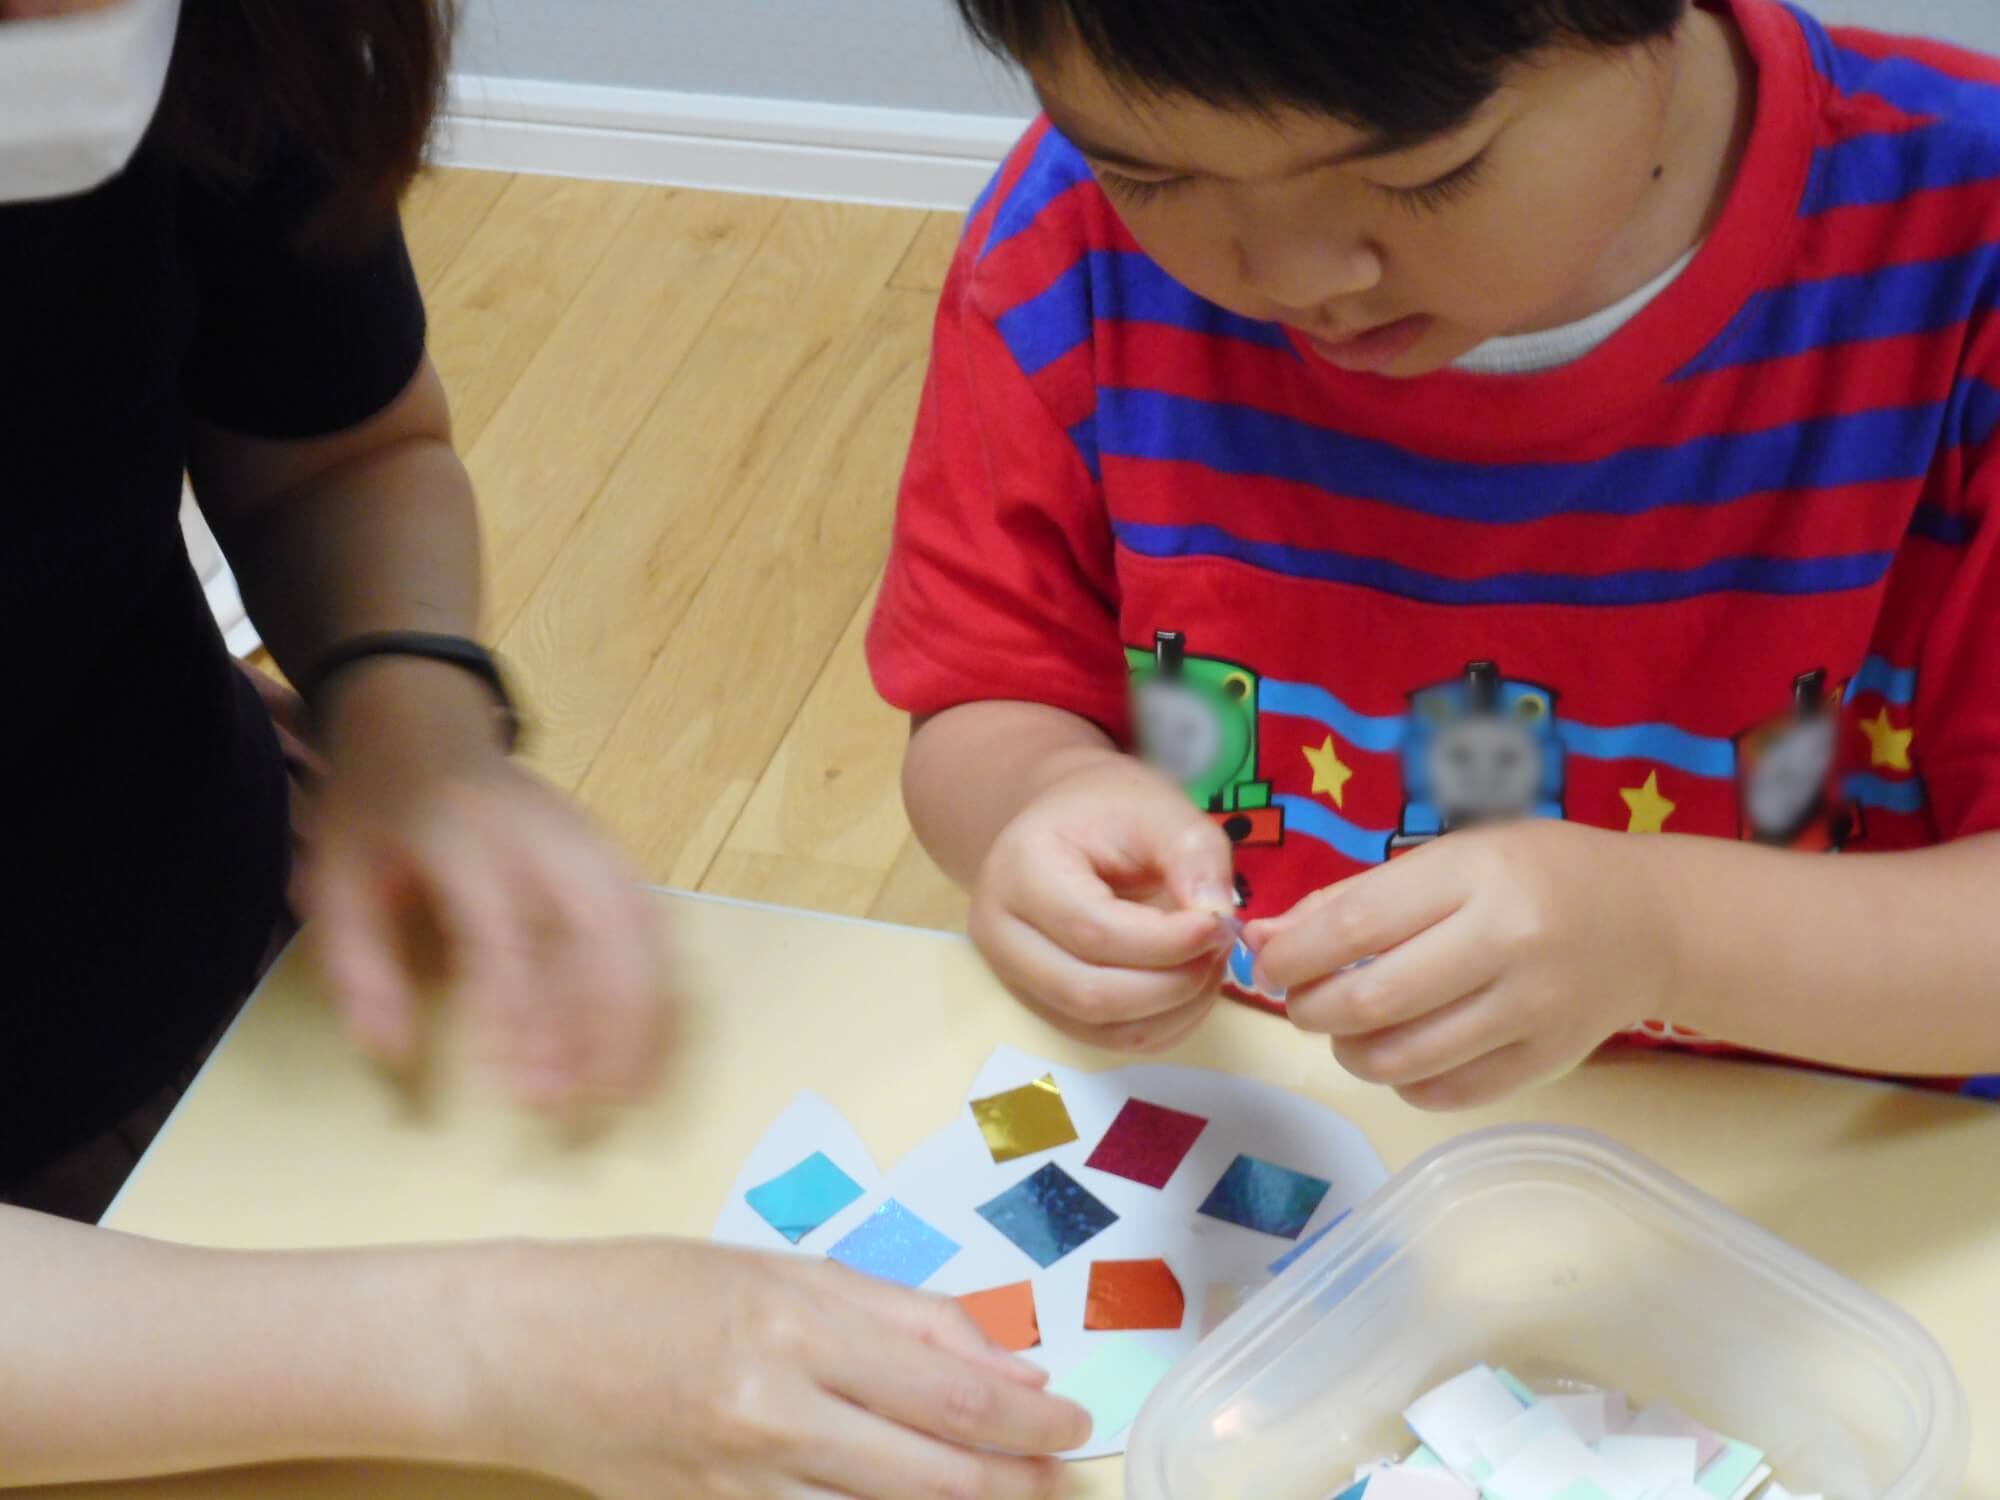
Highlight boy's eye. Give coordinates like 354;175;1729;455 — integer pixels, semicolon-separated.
1094;167;1189;207
1375;149;1493;217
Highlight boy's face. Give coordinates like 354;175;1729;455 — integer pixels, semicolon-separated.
1031;33;1684;377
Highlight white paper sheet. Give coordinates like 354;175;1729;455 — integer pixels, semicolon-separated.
1627;1405;1727;1470
1366;1468;1481;1500
1478;1401;1584;1470
714;1046;1387;1462
1597;1436;1700;1497
863;1046;1386;1458
1405;1364;1530;1479
1483;1430;1647;1500
1542;1392;1620;1445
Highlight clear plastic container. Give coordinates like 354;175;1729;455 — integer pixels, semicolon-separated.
1127;1126;1966;1500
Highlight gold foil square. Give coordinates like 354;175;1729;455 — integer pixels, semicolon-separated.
970;1074;1079;1163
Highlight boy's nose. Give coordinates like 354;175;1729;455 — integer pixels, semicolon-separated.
1237;228;1384;316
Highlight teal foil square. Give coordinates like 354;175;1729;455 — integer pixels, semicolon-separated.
1198;1154;1332;1239
745;1151;865;1244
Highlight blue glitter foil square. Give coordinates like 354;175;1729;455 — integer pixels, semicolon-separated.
1198;1154;1332;1239
828;1199;961;1287
977;1164;1119;1268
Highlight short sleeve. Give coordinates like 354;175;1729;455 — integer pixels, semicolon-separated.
180;151;427;440
866;244;1129;735
1910;459;2000;838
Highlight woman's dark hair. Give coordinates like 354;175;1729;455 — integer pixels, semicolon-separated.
953;0;1688;141
164;0;456;247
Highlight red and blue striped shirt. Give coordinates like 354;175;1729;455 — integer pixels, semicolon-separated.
869;0;2000;1097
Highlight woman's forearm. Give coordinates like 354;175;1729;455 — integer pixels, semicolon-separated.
0;1206;482;1487
903;701;1124;886
1662;830;2000;1074
190;359;483;686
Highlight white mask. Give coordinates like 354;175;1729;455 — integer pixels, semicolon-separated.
0;0;184;205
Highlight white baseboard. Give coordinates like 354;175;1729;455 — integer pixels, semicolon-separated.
435;76;1028;210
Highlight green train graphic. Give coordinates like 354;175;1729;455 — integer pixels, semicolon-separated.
1125;631;1284;848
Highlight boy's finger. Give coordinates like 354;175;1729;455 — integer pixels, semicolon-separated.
1012;855;1230;969
1287;914;1501;1039
997;913;1220;1026
1250;855;1466;990
1150;812;1237;915
1329;982;1516;1088
1395;1041;1543;1113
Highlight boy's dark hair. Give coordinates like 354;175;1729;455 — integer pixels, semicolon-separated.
953;0;1689;141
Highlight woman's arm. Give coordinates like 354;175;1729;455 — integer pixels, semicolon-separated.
0;1205;473;1485
187;361;663;1110
0;1205;1085;1495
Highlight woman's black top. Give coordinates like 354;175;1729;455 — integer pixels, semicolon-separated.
1;123;427;1185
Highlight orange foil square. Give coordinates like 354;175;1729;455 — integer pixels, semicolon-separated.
957;1280;1042;1352
1084;1258;1187;1332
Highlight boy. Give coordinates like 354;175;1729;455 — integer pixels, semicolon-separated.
869;0;2000;1107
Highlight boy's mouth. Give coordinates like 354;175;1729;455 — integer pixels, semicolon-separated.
1302;314;1435;375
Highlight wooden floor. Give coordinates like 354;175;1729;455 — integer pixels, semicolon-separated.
402;167;971;932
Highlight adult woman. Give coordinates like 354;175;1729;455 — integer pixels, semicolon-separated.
0;1;1087;1492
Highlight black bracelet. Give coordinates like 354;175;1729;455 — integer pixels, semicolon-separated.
302;631;523;753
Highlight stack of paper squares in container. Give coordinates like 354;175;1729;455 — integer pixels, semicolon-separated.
713;1045;1388;1460
1341;1364;1820;1500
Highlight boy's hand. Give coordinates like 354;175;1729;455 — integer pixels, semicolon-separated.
970;754;1239;1051
1246;820;1680;1109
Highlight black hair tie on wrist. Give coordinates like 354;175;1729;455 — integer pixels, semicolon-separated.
302;631;523;753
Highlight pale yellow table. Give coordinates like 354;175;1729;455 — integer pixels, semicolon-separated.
38;893;2000;1500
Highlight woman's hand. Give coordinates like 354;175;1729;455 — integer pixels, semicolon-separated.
471;1240;1090;1500
969;752;1237;1052
1248;820;1679;1110
301;656;665;1109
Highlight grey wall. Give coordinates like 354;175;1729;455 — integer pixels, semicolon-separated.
452;0;1036;114
1804;0;2000;49
451;1;2000;114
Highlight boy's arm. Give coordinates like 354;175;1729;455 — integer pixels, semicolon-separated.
1252;818;2000;1110
904;703;1121;884
1661;831;2000;1073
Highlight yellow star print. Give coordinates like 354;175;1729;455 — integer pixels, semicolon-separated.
1302;736;1354;807
1860;707;1914;771
1621;771;1677;834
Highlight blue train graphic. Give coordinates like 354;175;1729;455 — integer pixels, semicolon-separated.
1389;661;1566;855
